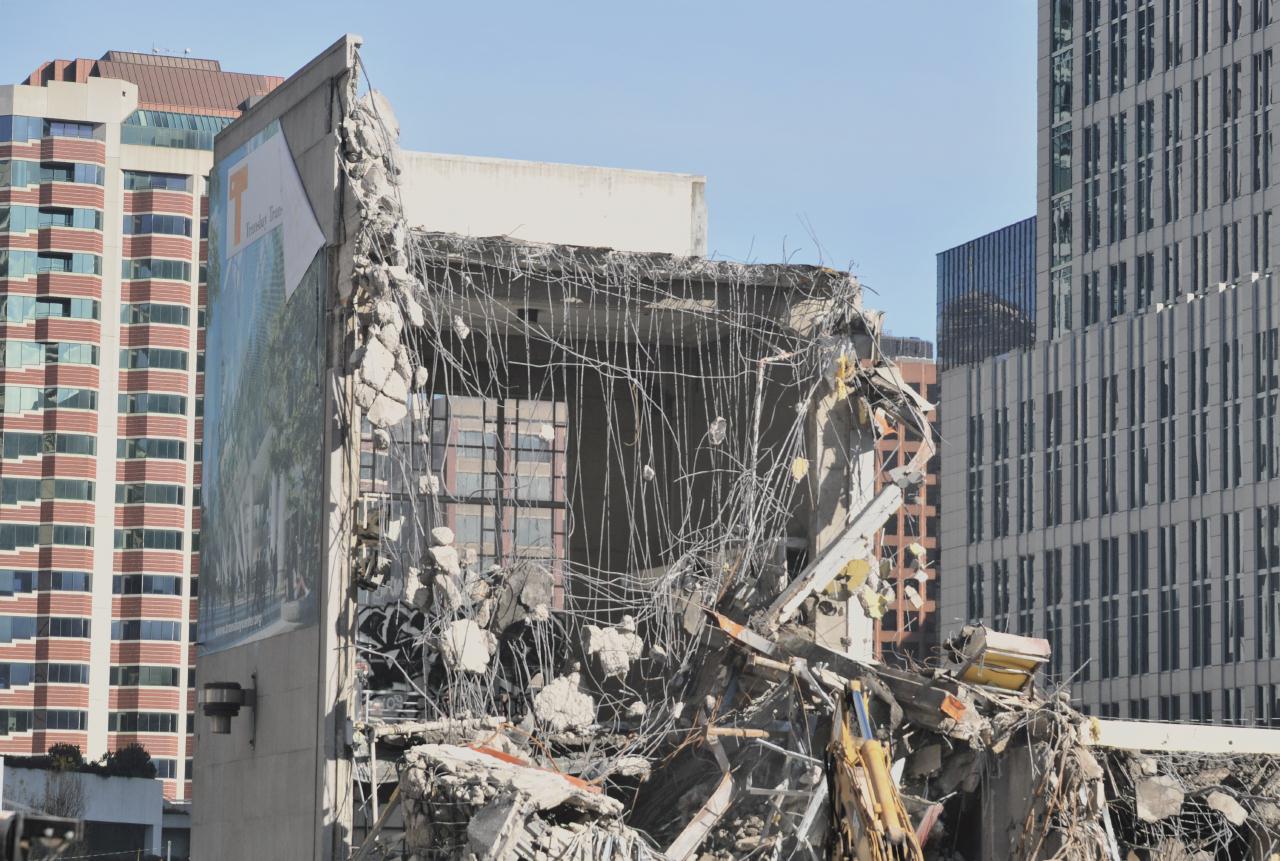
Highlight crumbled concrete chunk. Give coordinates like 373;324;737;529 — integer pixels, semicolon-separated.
584;616;644;677
431;526;455;547
432;573;463;612
1206;790;1248;826
429;545;461;578
708;416;727;445
1135;774;1184;821
532;674;595;733
613;755;651;781
439;620;495;674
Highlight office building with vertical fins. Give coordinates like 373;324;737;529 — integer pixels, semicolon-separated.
941;2;1280;725
0;51;280;800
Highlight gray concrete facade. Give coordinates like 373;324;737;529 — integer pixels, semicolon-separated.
940;2;1280;725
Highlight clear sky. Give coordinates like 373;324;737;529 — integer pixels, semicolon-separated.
2;0;1036;342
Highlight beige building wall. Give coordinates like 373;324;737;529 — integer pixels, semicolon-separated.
399;151;707;256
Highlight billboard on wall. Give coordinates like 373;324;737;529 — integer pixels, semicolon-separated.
200;121;327;654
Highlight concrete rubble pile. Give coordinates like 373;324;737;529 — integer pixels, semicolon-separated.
335;62;1280;861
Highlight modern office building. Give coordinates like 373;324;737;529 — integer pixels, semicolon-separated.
0;51;279;799
941;2;1280;725
936;216;1037;370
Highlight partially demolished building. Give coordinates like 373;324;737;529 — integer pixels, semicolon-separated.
193;35;1280;861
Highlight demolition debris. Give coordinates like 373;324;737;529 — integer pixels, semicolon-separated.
334;53;1280;860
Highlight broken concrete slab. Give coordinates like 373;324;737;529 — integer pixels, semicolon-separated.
1205;790;1248;826
1135;774;1185;822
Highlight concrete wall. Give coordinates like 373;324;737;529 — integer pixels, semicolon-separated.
2;766;164;852
193;34;359;861
399;151;707;256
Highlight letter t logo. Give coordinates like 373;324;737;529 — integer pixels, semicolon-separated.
229;165;249;246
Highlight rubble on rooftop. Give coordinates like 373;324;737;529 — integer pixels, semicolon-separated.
336;57;1280;861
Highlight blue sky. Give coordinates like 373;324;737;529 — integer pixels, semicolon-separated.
3;1;1036;342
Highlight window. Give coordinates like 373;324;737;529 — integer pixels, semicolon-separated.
117;393;186;416
119;348;188;371
111;620;182;641
114;484;185;506
514;514;552;549
1165;0;1183;68
0;160;40;189
1192;75;1212;211
153;759;178;779
1158;525;1180;670
1254;50;1273;192
1084;123;1102;250
0;663;34;689
1108;262;1128;318
1109;113;1128;243
966;564;985;623
120;303;189;326
116;437;185;460
39;617;90;638
121;110;233;151
1135;100;1155;232
0;616;37;643
0;342;100;368
1053;55;1074;128
1110;6;1129;94
1136;2;1156;80
108;711;178;733
0;571;36;595
1225;0;1244;41
38;710;86;731
43;120;94;139
0;116;42;142
40;664;88;684
1167;88;1182;225
38;207;101;230
38;163;103;185
0;478;93;504
113;529;184;551
46;571;90;592
0;205;39;232
1224;62;1244;201
1;387;98;414
123;214;192;236
122;171;189;192
110;666;180;686
121;258;191;282
0;296;100;323
113;574;181;595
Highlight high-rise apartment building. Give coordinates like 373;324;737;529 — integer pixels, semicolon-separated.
0;52;279;799
941;2;1280;725
872;350;941;664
